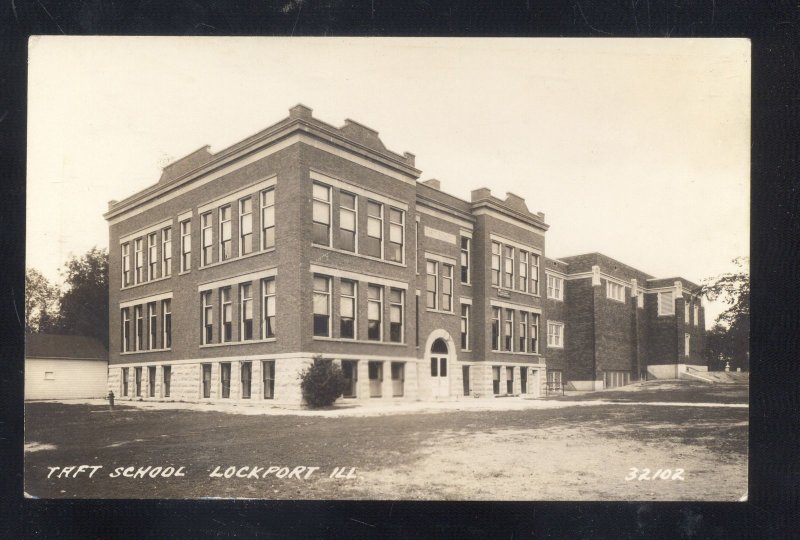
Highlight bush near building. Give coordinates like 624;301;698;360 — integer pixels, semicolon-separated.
300;357;348;408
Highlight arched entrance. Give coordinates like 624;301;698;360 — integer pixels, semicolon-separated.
424;330;456;398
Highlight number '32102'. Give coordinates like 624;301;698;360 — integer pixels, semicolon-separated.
625;468;685;481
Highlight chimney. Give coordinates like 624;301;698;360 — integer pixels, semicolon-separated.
471;188;492;202
422;178;441;190
403;152;416;167
289;104;313;120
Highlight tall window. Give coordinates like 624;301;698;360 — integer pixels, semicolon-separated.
239;197;253;256
312;183;331;246
367;285;382;341
121;308;131;352
313;275;331;337
504;309;514;351
261;188;275;249
220;287;232;342
387;208;404;262
163;366;171;398
684;300;690;322
531;254;540;295
201;212;213;266
262;278;276;338
503;246;514;288
366;201;383;258
148;302;157;350
389;288;404;343
134;305;144;350
693;303;699;326
685;333;691;356
460;237;471;284
262;360;275;399
547;321;564;348
658;290;675;316
180;219;191;272
530;313;540;354
460;304;470;350
122;367;129;396
219;205;232;261
241;362;252;399
547;275;563;300
220;362;231;398
491;242;501;286
202;364;211;398
339;191;356;252
240;283;253;340
121;243;131;286
162;228;172;277
201;291;213;344
148;233;158;280
134;238;144;283
519;312;528;352
426;260;438;309
442;264;453;312
340;280;356;339
637;290;645;309
491;307;500;351
162;299;171;349
519;251;528;292
607;281;625;302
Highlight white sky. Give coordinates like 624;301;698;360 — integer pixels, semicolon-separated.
27;37;750;325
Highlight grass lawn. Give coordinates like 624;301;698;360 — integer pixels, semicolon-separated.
24;380;748;500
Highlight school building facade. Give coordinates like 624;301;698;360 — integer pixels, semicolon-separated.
104;105;706;405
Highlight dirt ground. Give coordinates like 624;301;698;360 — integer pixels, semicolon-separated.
24;380;748;501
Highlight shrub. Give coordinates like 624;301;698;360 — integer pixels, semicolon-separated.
299;357;348;408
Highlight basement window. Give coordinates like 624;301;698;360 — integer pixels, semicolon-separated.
44;371;55;380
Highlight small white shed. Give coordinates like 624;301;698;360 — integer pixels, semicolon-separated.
25;334;108;400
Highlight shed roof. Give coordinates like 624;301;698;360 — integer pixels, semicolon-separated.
25;334;107;361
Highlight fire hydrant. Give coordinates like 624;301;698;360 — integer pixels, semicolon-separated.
107;390;115;410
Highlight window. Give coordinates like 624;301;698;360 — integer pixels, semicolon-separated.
121;308;131;352
262;278;276;338
163;366;171;398
441;264;454;312
148;233;158;280
313;275;331;337
603;370;631;389
693;303;699;326
148;366;156;397
340;280;356;339
462;366;471;396
491;242;501;286
547;275;563;300
220;288;232;342
460;304;470;350
180;219;191;272
685;333;691;357
684;300;690;323
547;370;563;390
520;366;528;394
519;312;528;352
219;205;232;261
312;183;331;246
201;212;213;265
547;321;564;348
162;227;172;277
367;285;382;341
368;361;383;398
519;251;528;292
637;290;645;309
261;188;275;249
426;260;438;310
491;307;501;351
391;362;405;397
148;302;157;350
122;367;129;396
460;237;470;284
506;366;514;395
239;197;253;256
365;201;383;258
389;288;404;343
531;254;540;295
162;299;171;349
241;362;252;399
134;305;144;351
339;191;356;252
44;371;55;380
134;238;144;283
135;367;142;397
240;283;253;340
201;291;213;344
341;360;358;398
658;290;675;316
121;243;131;286
220;362;231;398
201;364;212;398
262;360;275;399
415;223;420;274
607;281;625;302
530;313;540;354
503;246;514;288
387;207;404;262
492;366;501;395
503;309;514;351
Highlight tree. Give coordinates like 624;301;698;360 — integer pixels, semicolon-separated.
701;257;749;370
299;357;348;408
57;247;109;347
25;268;61;333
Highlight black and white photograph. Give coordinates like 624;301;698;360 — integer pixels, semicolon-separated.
24;36;750;501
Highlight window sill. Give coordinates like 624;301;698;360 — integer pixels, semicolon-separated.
121;348;172;355
200;338;276;348
425;308;456;315
178;270;191;276
491;350;541;356
312;337;406;346
492;286;541;299
199;248;275;271
312;244;406;268
546;345;564;349
121;275;172;291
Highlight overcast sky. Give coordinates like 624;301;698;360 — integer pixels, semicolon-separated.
27;37;749;325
